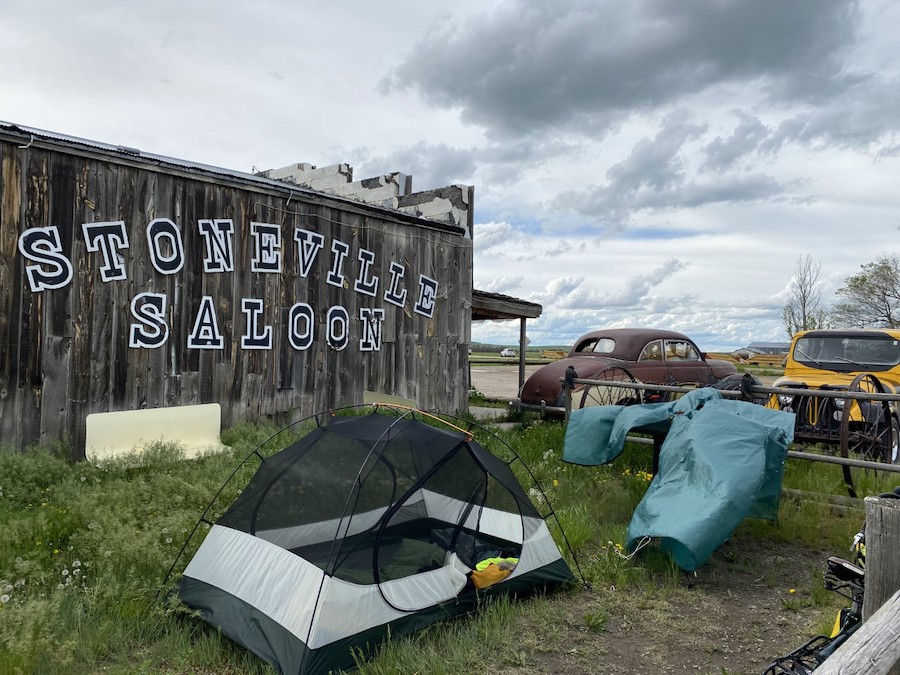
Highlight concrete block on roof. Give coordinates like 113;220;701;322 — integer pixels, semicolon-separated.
260;163;353;190
258;161;473;233
327;172;412;206
397;184;474;234
259;163;315;182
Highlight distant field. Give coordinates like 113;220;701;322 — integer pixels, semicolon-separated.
470;354;555;366
471;348;786;376
706;351;787;367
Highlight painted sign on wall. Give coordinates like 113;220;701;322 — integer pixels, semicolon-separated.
17;218;439;353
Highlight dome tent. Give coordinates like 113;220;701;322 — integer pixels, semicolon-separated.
174;407;575;674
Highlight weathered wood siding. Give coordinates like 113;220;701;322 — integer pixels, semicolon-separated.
0;133;472;459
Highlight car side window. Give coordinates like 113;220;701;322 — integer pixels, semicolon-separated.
573;338;598;353
639;340;662;361
684;343;701;361
591;338;616;354
664;340;700;361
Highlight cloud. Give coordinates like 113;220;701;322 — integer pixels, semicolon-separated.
527;258;686;311
605;111;708;194
551;113;786;229
702;111;771;172
473;221;521;254
384;0;861;140
762;84;900;155
354;141;478;191
480;275;526;293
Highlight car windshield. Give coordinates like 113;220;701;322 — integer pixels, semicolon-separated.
792;335;900;372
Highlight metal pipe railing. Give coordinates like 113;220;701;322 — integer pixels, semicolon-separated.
551;376;900;476
563;378;900;404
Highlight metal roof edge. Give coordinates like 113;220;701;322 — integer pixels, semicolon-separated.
0;121;467;237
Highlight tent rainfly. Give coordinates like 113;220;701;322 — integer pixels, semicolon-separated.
176;409;574;674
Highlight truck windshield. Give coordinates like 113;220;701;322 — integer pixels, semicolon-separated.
792;335;900;371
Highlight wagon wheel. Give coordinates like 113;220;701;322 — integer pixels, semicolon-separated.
891;415;900;465
839;373;893;497
578;366;642;409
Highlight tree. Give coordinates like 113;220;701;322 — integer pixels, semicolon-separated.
830;254;900;328
782;254;826;337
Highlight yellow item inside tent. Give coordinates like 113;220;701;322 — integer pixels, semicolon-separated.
470;557;519;589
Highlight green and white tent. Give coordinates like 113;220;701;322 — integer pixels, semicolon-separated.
177;409;574;674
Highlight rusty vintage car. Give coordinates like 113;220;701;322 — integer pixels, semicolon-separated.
516;327;738;416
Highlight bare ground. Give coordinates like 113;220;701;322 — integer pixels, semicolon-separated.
491;538;842;675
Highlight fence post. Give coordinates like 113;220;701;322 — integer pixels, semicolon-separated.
863;495;900;675
863;496;900;619
563;365;575;421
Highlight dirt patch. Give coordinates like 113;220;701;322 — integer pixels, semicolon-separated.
492;539;842;675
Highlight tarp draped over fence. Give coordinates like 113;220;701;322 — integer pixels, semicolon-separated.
563;388;796;571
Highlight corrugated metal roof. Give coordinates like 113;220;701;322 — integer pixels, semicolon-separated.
472;289;542;320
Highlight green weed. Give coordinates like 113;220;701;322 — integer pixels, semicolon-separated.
584;608;609;633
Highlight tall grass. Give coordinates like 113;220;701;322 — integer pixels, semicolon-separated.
1;414;895;674
0;426;283;675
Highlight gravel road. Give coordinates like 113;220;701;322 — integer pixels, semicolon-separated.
469;364;540;400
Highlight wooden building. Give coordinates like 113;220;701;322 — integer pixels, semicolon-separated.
0;122;473;458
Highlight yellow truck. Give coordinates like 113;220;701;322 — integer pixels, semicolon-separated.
769;329;900;465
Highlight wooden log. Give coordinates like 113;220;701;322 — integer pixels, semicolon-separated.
781;487;864;510
815;588;900;675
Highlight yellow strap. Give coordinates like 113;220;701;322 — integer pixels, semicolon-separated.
475;556;519;571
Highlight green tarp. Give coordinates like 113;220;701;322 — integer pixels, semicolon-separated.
563;388;795;571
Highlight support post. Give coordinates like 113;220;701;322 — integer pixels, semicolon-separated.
518;317;527;395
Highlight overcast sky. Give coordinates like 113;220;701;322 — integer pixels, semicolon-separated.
3;0;899;351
